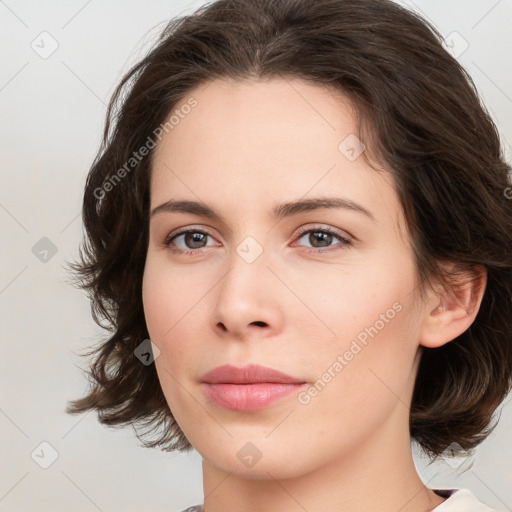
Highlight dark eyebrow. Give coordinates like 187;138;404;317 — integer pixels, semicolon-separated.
271;196;375;221
150;196;375;223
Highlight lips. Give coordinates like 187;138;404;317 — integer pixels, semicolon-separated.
200;364;305;385
200;364;307;411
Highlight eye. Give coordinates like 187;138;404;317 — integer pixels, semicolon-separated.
162;228;218;255
161;225;352;255
293;226;352;253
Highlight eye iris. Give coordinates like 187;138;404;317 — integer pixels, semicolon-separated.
186;232;207;248
310;231;332;247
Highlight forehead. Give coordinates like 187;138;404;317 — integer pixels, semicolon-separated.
153;76;357;167
149;77;401;231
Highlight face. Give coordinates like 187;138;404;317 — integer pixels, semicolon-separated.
142;77;426;479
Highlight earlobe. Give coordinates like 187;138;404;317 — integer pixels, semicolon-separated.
419;265;487;349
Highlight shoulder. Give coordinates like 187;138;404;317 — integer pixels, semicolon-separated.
432;488;498;511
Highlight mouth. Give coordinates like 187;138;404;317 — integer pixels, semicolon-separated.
200;364;307;411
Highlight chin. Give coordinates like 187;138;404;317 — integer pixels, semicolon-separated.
200;442;317;481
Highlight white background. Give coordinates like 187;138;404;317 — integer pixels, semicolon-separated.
1;1;511;511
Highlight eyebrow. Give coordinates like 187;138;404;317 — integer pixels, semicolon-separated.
150;196;375;223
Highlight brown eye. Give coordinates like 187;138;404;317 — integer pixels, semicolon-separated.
182;232;208;249
164;229;217;254
294;227;352;252
304;231;334;248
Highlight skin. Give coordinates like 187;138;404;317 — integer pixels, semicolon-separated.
142;77;486;512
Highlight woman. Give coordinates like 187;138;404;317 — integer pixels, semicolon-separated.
66;1;512;511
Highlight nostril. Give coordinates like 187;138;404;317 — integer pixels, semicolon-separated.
251;321;267;327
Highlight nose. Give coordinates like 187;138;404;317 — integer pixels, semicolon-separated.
211;239;285;341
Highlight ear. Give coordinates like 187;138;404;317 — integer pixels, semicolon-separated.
419;264;487;348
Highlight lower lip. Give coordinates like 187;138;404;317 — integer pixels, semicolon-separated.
201;382;307;411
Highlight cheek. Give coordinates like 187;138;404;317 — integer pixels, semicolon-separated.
142;263;197;417
297;302;419;448
142;260;186;377
142;256;208;370
301;264;420;402
142;255;196;339
142;269;169;340
291;262;408;341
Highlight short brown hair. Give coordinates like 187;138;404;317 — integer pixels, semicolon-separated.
66;0;512;459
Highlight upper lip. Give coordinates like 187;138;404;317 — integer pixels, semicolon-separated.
200;364;306;384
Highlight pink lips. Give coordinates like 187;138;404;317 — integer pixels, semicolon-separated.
200;364;307;411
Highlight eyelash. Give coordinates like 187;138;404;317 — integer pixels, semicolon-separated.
162;225;352;255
